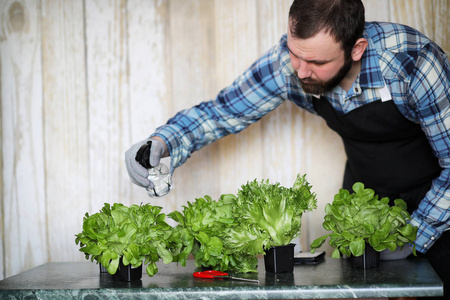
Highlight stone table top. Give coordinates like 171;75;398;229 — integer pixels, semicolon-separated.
0;256;443;299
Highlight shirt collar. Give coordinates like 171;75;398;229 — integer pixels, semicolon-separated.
359;32;385;89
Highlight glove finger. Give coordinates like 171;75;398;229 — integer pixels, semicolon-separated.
149;139;165;167
125;148;149;177
130;159;149;178
125;141;149;172
127;161;151;187
130;173;151;188
125;144;151;188
128;165;155;189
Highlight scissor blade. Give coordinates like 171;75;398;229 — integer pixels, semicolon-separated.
229;276;260;284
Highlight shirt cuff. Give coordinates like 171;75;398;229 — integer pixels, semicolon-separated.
151;126;184;171
409;214;442;253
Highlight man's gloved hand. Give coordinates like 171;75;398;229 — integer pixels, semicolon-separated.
125;138;167;188
380;244;413;261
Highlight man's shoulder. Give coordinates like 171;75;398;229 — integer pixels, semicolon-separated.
256;34;291;74
364;21;430;52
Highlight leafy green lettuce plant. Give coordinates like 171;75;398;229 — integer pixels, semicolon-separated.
168;194;258;273
228;174;317;254
75;203;176;276
310;182;418;258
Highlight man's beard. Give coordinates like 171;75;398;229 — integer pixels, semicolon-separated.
299;55;353;95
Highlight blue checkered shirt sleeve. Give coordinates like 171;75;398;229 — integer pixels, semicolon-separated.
151;35;312;170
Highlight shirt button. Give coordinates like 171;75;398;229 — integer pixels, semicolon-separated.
431;236;435;240
424;244;428;248
355;87;360;93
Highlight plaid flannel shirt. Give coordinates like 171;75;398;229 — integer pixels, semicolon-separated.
152;22;450;253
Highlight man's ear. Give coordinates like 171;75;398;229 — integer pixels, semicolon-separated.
351;38;368;61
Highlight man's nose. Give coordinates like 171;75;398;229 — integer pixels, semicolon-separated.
297;61;312;79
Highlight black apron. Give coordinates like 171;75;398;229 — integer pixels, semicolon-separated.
313;96;449;299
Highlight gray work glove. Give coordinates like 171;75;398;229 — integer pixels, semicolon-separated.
125;138;166;188
380;244;413;261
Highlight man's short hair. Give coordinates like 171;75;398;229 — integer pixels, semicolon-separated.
289;0;365;58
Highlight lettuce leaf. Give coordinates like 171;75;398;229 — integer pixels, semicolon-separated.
310;182;418;257
229;174;317;253
168;194;258;273
75;203;177;276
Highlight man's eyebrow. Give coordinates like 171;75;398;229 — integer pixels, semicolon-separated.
286;45;299;58
286;45;330;64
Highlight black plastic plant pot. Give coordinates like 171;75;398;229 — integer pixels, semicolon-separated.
99;264;108;273
112;259;143;282
351;243;380;269
201;265;214;271
264;243;295;273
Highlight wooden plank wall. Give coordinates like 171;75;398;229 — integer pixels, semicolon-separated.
1;0;449;279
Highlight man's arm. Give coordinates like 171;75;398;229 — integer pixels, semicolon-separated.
409;41;450;253
150;40;291;171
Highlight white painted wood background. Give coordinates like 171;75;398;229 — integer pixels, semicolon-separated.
1;0;449;280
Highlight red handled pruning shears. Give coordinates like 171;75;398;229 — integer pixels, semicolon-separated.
193;270;260;284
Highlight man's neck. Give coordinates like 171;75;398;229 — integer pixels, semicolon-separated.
339;60;362;92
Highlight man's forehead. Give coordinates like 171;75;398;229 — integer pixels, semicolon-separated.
286;29;343;61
